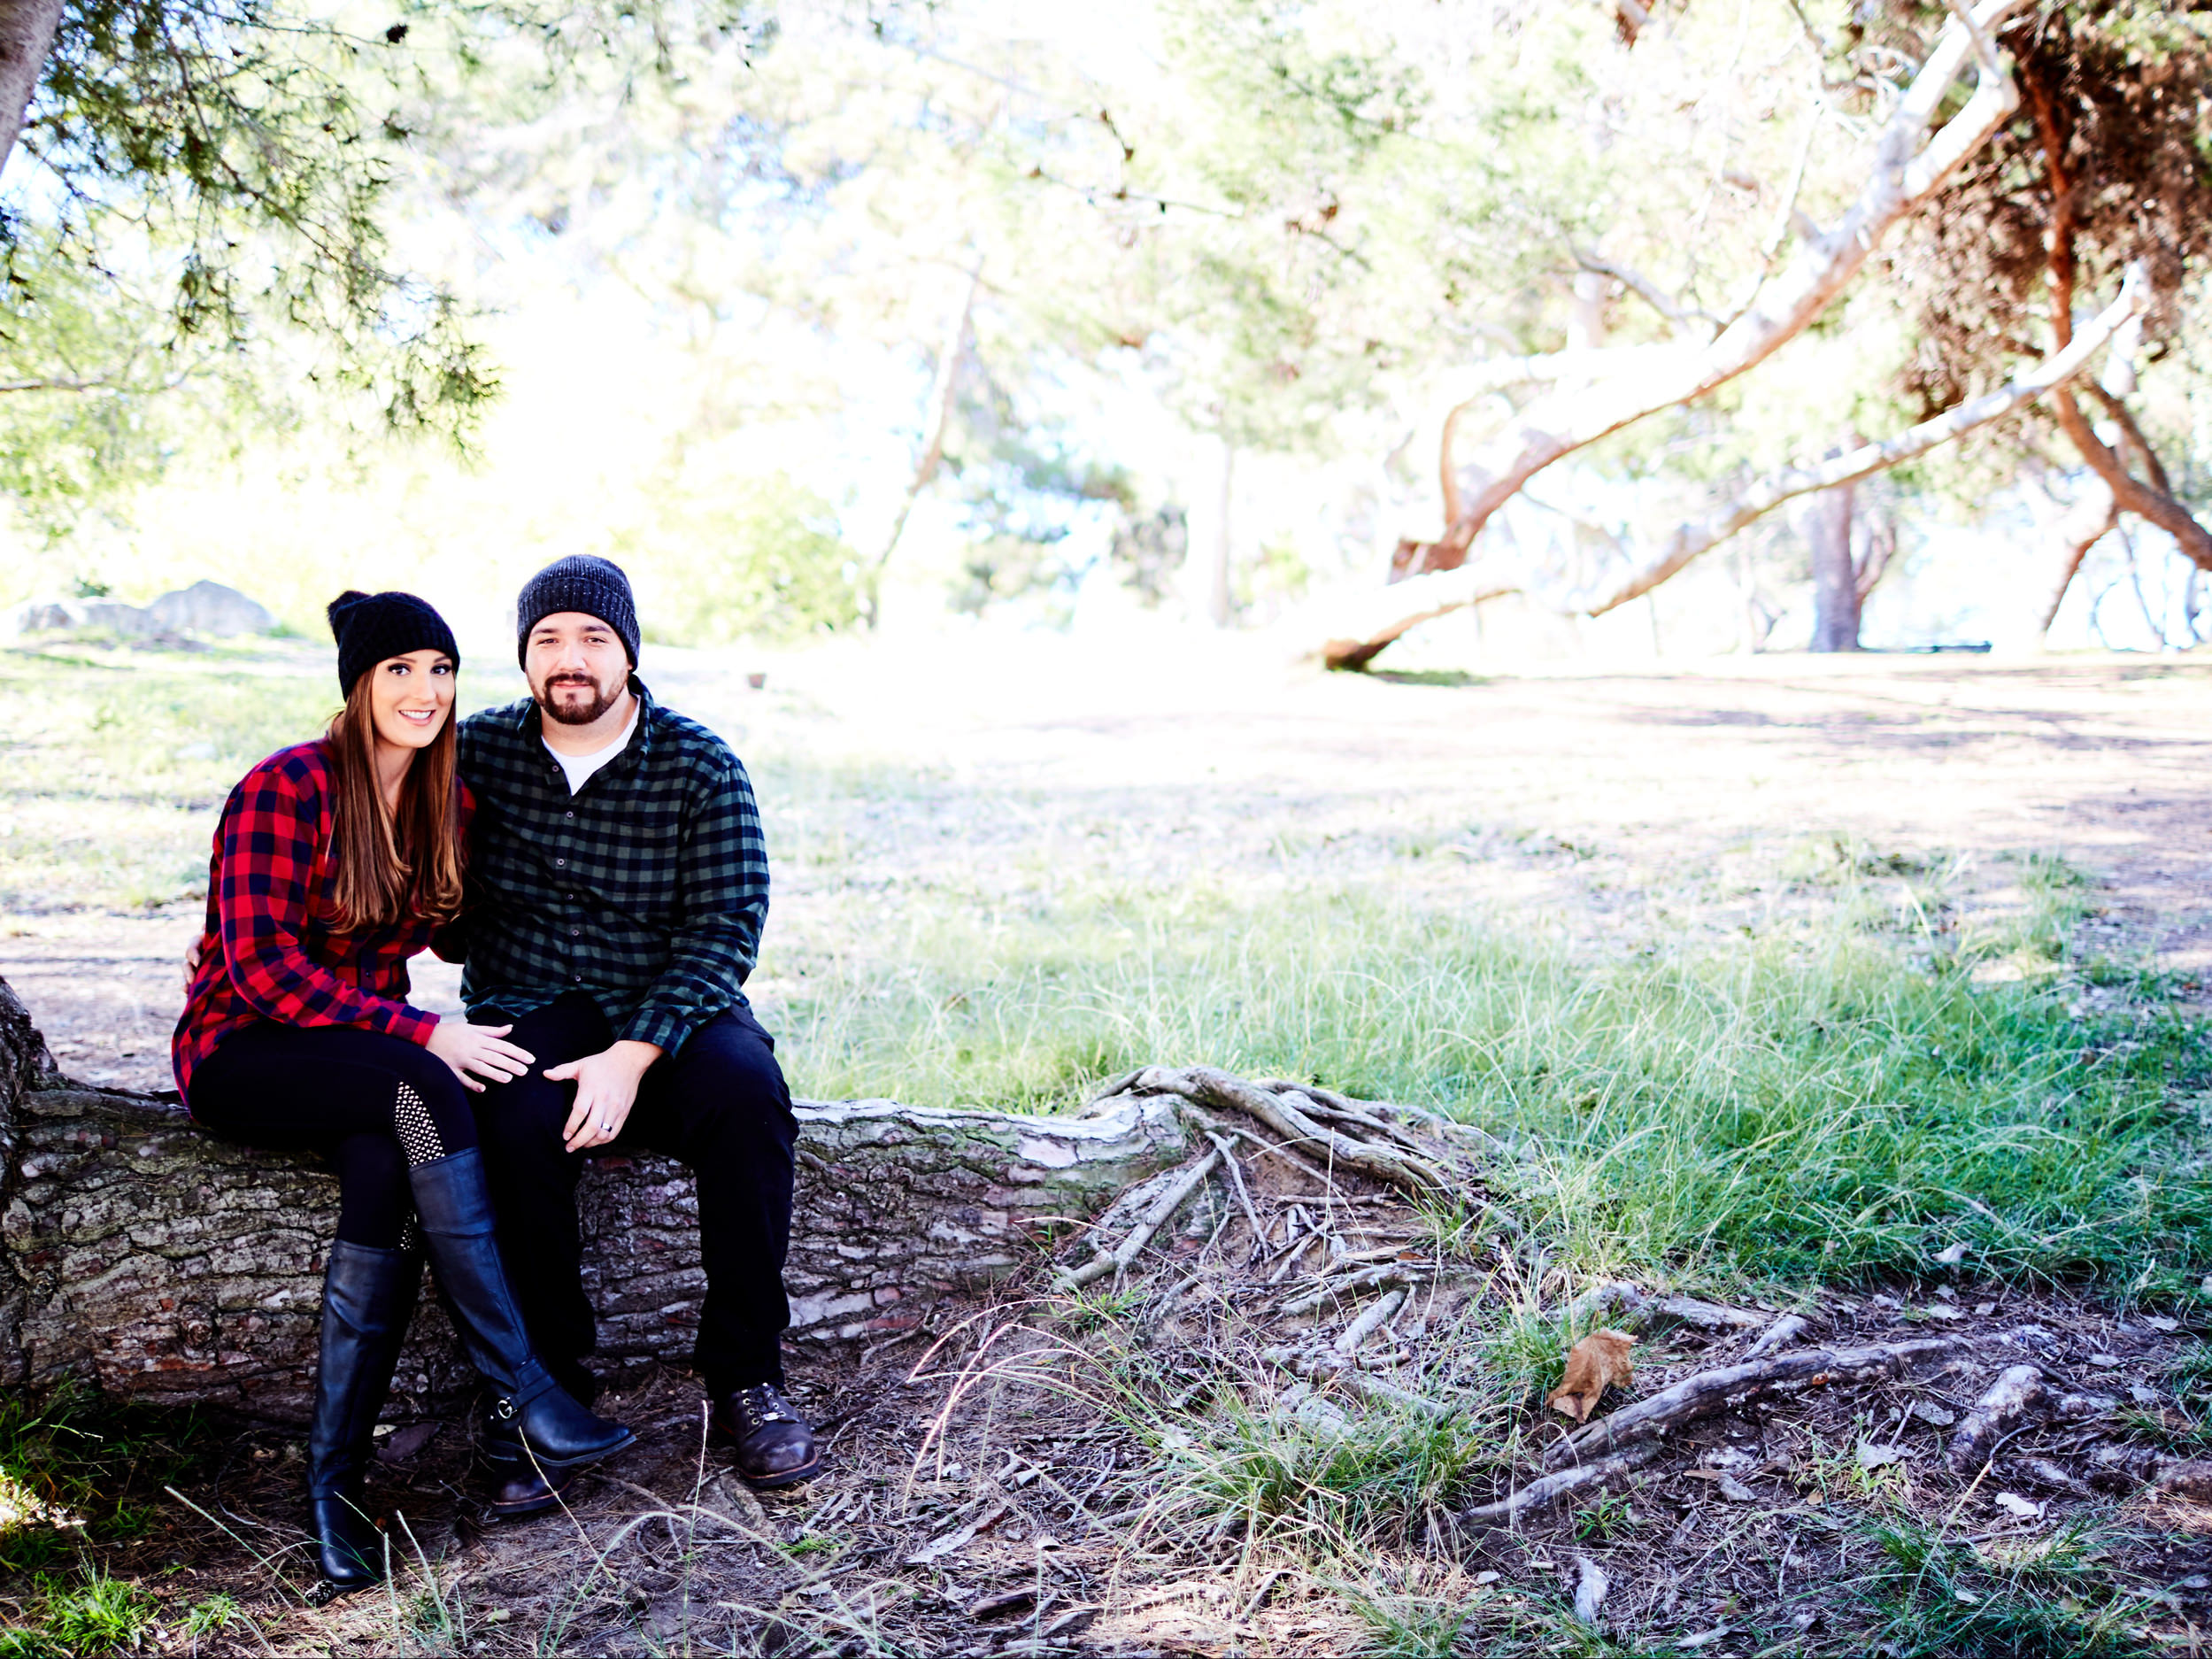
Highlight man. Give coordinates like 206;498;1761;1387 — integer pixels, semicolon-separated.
452;554;816;1510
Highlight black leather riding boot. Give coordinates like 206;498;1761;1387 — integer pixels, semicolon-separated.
306;1239;418;1593
409;1149;635;1470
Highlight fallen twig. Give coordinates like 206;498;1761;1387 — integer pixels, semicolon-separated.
1337;1287;1408;1354
1566;1281;1766;1335
1279;1264;1417;1316
1743;1313;1812;1360
1261;1345;1454;1419
1454;1441;1664;1529
1545;1336;1964;1470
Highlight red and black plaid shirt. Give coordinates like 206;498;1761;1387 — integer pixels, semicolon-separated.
171;739;472;1102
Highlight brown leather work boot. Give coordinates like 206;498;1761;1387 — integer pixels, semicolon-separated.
710;1384;821;1490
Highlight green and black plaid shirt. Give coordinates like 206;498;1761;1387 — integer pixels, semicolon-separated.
450;677;768;1053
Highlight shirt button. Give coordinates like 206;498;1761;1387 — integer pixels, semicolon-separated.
571;926;581;937
572;973;583;983
554;858;566;868
565;811;574;821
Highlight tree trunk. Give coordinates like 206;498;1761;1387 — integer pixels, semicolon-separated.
0;0;60;181
0;977;1183;1422
2021;65;2212;575
865;258;983;628
1807;469;1861;652
1193;440;1235;629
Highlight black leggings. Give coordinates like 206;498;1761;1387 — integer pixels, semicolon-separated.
189;1022;477;1249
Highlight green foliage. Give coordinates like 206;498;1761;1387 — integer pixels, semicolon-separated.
627;469;864;644
0;1385;214;1574
179;1593;239;1637
1;0;514;523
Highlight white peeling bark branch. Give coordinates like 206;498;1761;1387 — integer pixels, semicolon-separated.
1560;270;2146;617
1317;266;2144;667
1391;0;2025;583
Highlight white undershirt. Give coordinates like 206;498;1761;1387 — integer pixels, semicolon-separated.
543;705;639;796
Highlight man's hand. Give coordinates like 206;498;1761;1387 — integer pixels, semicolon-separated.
547;1040;663;1152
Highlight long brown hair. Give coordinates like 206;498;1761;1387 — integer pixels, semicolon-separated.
322;667;465;933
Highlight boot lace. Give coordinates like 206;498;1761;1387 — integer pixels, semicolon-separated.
733;1384;797;1433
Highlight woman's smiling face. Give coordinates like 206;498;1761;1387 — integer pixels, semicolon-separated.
367;649;456;752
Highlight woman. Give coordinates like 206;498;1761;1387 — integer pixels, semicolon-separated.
173;590;633;1596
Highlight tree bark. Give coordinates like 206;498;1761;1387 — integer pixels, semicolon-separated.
0;976;1184;1422
0;0;59;181
1314;272;2146;670
1807;469;1861;652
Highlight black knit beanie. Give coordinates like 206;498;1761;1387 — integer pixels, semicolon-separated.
327;590;459;694
515;555;640;667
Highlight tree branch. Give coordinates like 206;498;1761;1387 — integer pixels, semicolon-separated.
1393;0;2027;584
1321;270;2146;669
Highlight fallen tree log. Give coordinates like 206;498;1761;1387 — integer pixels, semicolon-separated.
0;976;1185;1422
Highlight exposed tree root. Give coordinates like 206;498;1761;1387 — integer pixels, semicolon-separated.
1945;1362;2116;1474
1122;1065;1461;1198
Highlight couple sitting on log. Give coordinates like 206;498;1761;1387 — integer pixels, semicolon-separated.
173;558;816;1599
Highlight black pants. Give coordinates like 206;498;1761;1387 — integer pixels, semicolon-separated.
467;993;797;1393
189;1022;479;1249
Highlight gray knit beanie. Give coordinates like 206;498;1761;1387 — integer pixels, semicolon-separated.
515;555;640;667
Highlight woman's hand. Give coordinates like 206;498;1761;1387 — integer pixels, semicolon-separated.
427;1020;535;1092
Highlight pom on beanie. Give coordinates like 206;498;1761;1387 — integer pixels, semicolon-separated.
328;590;460;694
515;555;641;667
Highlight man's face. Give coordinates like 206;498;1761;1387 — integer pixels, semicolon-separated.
526;612;629;726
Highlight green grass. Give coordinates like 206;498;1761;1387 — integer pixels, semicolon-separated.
37;1568;158;1655
0;642;527;912
1145;1390;1499;1551
1849;1517;2154;1658
776;884;2210;1294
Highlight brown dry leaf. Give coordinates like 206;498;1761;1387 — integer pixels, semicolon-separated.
1547;1329;1638;1423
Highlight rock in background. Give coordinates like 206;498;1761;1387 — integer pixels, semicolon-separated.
11;581;275;642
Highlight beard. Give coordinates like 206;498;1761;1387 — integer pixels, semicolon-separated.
534;669;626;726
